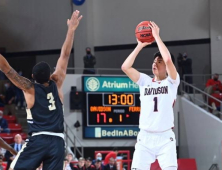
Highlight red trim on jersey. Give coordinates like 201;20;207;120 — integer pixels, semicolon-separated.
172;100;176;108
152;78;162;84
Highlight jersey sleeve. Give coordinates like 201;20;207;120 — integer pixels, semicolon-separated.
167;73;180;86
136;73;152;86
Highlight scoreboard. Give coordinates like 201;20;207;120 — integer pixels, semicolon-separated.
87;93;140;126
82;76;141;139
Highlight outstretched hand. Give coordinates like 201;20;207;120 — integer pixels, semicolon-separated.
67;10;83;31
137;39;152;48
149;21;160;38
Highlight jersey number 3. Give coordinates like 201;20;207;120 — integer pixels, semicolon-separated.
47;93;56;111
153;97;158;112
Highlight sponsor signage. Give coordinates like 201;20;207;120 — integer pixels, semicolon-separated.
83;76;139;92
84;127;139;138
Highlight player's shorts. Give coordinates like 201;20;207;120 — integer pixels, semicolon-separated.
131;129;177;170
10;133;65;170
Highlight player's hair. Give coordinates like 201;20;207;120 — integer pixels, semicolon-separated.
153;51;163;60
32;62;51;84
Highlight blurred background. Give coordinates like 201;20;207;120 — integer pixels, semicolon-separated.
0;0;222;170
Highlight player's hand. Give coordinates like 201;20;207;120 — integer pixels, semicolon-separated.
137;39;152;48
10;148;17;156
149;21;160;39
67;10;83;31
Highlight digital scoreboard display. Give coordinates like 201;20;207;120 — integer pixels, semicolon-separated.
87;93;140;126
82;76;141;138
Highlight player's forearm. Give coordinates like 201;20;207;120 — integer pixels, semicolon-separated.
0;54;11;74
61;28;75;59
0;138;13;152
155;36;172;63
121;45;143;71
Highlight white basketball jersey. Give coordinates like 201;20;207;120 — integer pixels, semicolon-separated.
136;73;180;132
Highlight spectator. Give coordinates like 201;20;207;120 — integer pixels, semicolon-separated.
83;47;96;74
104;148;118;165
0;148;6;158
85;157;95;170
206;73;222;92
65;153;75;170
177;53;193;77
92;153;103;165
0;156;3;170
208;93;222;112
95;159;103;170
67;152;78;162
5;134;23;170
3;81;16;115
178;52;193;92
64;158;72;170
182;53;192;73
205;74;222;112
73;157;85;170
0;111;10;133
104;158;117;170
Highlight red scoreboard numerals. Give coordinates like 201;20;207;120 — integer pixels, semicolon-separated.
97;113;107;123
96;113;124;124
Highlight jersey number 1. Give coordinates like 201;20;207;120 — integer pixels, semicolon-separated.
153;97;158;112
47;93;56;111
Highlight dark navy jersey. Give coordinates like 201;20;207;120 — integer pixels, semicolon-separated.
26;80;64;135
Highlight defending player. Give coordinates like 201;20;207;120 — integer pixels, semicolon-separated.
122;22;179;170
0;10;82;170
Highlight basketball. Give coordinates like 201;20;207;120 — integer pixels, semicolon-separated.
135;21;155;43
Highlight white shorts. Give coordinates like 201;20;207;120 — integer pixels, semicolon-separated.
131;129;177;170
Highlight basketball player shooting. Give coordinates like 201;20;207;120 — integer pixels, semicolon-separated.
122;21;179;170
0;10;82;170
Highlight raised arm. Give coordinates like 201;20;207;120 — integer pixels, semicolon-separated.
0;54;33;93
149;21;177;80
121;40;151;82
51;10;82;89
